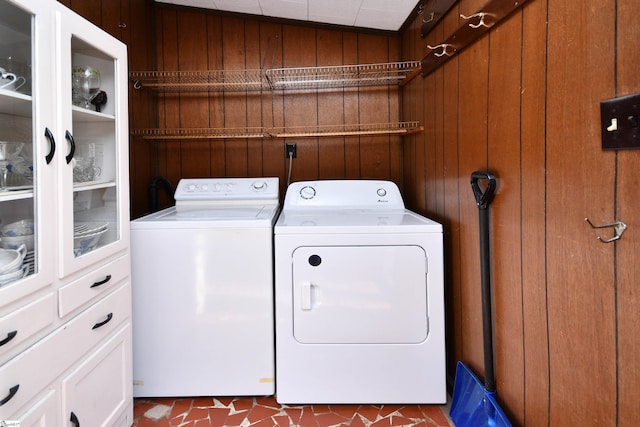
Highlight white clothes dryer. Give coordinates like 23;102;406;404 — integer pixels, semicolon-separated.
131;177;279;397
274;180;445;404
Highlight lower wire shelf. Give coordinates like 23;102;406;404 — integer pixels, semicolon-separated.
131;122;424;140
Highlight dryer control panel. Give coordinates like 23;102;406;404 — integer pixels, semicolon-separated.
175;177;279;202
283;180;405;210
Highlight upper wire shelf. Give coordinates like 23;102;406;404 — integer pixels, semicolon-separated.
130;61;422;92
130;122;424;140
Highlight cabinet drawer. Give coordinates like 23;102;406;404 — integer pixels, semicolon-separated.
58;254;129;318
16;390;58;427
0;284;130;419
61;324;132;427
0;293;56;365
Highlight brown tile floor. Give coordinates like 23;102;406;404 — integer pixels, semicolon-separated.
132;396;454;427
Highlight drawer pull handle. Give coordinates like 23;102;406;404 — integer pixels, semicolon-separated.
90;275;112;288
0;330;17;347
0;384;19;406
92;313;113;330
70;411;80;426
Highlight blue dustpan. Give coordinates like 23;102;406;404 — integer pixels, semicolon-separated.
450;172;512;427
450;362;512;427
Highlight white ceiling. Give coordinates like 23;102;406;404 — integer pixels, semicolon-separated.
155;0;419;31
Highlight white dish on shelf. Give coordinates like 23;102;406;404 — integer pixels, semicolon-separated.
1;233;34;251
0;263;28;285
0;243;27;274
73;227;108;256
1;219;34;237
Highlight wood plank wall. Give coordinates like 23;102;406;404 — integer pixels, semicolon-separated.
63;0;640;424
141;5;403;215
402;0;640;425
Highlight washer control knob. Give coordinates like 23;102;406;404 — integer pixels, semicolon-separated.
252;181;267;191
186;183;197;192
201;183;209;191
300;185;316;200
377;188;387;197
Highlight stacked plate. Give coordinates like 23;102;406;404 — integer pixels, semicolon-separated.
0;219;35;276
0;243;29;286
74;222;109;256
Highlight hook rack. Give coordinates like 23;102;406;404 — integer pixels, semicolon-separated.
426;43;456;57
460;12;494;29
421;0;532;77
585;218;628;243
420;0;459;38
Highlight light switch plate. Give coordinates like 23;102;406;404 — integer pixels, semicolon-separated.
601;93;640;150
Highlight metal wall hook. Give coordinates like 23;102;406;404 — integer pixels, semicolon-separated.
460;12;494;29
585;218;627;243
426;43;455;57
423;11;435;23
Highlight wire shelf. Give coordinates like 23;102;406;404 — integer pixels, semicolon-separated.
129;69;266;92
265;61;421;90
131;122;423;140
130;61;421;92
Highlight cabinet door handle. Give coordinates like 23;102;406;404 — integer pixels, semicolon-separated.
65;130;76;164
92;312;113;330
90;274;112;288
44;127;56;164
70;411;80;426
0;384;19;406
0;330;17;347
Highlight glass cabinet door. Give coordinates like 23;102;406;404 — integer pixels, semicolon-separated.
56;6;128;278
0;0;55;303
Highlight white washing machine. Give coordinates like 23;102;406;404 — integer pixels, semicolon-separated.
131;177;279;397
274;180;445;404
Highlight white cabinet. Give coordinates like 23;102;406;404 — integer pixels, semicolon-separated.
0;0;131;425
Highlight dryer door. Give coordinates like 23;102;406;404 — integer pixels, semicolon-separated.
292;245;428;344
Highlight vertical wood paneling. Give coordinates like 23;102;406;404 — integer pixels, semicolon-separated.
282;25;319;182
546;0;616;424
156;9;182;188
206;15;225;177
177;11;211;178
520;0;549;425
259;22;285;192
487;14;524;423
440;4;461;382
317;29;346;179
222;16;249;177
615;0;640;424
403;0;640;422
343;33;361;179
357;34;393;180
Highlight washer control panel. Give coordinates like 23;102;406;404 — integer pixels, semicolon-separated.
175;177;279;202
284;180;405;210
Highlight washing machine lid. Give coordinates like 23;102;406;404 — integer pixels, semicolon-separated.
131;204;280;229
275;208;442;234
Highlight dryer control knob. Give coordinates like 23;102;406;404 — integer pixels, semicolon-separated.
300;185;316;199
377;188;387;197
186;183;197;192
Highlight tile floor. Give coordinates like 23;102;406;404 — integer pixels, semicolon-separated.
132;396;454;427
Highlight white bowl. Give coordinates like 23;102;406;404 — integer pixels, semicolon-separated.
0;264;28;285
1;234;34;251
73;228;107;256
0;244;27;274
0;219;34;237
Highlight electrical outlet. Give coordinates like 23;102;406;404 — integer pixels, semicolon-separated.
285;142;297;159
601;93;640;150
